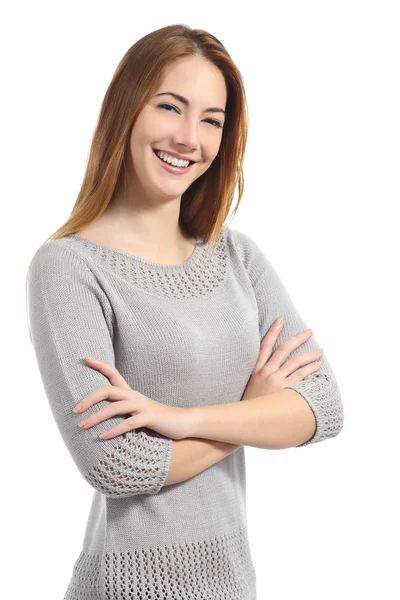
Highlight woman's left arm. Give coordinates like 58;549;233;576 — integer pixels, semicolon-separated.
218;228;345;448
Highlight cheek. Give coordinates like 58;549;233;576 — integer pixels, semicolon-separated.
131;109;166;142
131;124;158;146
204;143;222;165
207;133;223;156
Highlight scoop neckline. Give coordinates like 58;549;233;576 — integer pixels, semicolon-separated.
67;233;205;271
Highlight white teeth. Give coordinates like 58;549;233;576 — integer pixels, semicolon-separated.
156;150;190;168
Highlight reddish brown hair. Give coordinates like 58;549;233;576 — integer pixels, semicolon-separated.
27;24;249;277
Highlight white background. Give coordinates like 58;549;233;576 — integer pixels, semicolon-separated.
2;1;399;598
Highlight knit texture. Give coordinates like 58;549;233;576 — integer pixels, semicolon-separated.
27;226;344;599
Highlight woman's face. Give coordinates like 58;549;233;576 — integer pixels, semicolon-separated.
127;56;227;202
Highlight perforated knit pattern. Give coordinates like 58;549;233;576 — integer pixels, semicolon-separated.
64;553;102;600
68;233;228;299
285;372;343;443
84;429;173;497
27;226;343;599
64;525;255;600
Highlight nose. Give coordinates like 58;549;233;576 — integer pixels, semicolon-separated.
172;117;200;152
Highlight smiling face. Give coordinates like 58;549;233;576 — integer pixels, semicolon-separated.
126;56;227;203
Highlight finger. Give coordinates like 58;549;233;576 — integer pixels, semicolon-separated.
278;348;324;378
284;359;322;385
78;399;136;429
266;329;314;371
73;384;131;414
99;414;148;440
261;318;284;348
256;319;284;370
84;357;132;391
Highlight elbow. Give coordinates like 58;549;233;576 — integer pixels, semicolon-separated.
324;385;345;442
81;435;173;498
331;399;345;439
290;375;345;447
83;463;170;498
297;406;344;447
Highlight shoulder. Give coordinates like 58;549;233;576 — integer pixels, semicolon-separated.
224;226;264;264
27;237;113;320
27;238;92;284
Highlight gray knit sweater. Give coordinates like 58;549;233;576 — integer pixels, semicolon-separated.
27;226;344;599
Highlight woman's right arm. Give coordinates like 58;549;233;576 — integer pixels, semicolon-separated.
27;242;173;498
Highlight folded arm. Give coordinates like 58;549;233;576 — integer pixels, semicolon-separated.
227;228;344;448
187;389;317;449
28;243;173;498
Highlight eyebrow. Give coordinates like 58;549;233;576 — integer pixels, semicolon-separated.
153;91;226;115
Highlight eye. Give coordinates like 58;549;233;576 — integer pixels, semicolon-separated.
157;103;179;114
206;119;223;129
157;104;223;129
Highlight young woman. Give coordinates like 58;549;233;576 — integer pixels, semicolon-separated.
26;24;344;600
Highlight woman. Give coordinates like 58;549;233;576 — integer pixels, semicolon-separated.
26;24;344;599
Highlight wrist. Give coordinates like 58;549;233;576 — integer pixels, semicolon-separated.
185;407;243;451
186;406;202;438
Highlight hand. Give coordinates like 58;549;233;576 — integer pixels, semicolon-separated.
72;357;193;440
242;319;324;401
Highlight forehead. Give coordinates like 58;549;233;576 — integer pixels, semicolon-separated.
155;57;227;106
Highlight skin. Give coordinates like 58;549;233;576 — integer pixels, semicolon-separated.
79;55;228;263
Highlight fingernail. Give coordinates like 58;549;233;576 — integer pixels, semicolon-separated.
276;318;284;326
85;356;96;361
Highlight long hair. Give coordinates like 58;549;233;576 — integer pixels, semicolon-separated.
26;23;249;283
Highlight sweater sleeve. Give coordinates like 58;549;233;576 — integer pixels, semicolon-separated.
231;228;344;446
27;241;173;497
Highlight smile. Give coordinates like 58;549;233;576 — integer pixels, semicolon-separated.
153;149;195;175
